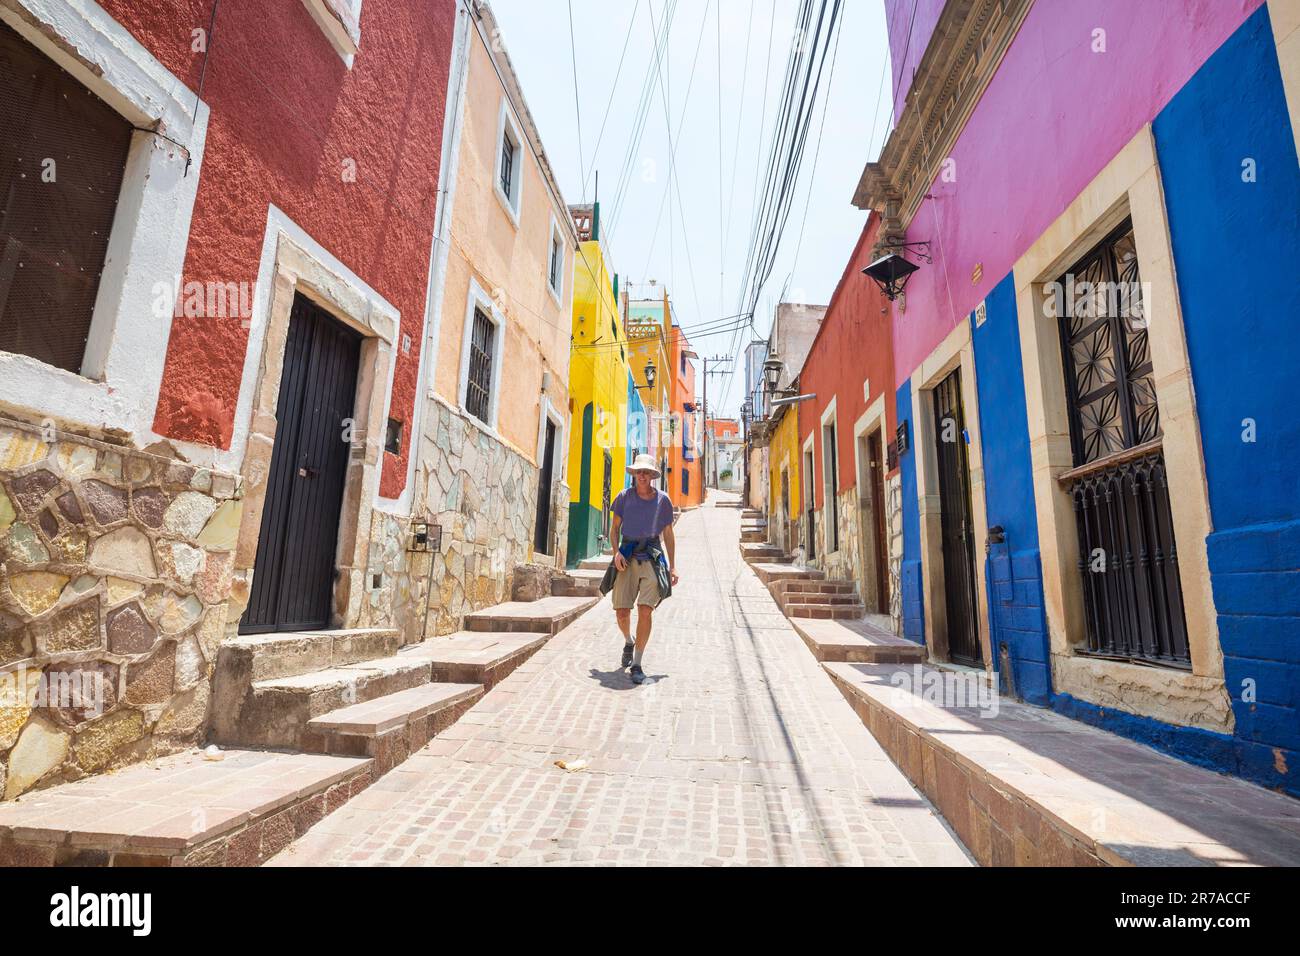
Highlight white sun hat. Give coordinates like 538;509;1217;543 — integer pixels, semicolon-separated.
625;453;661;477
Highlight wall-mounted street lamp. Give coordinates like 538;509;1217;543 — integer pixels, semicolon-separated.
634;359;657;391
762;352;783;394
862;239;932;301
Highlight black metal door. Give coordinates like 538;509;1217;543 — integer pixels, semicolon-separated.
534;419;557;553
868;429;889;614
933;369;982;665
241;295;360;634
804;449;816;559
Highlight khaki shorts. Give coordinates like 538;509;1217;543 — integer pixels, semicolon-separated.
611;558;662;609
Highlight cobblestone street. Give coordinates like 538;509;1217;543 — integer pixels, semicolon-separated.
269;497;969;866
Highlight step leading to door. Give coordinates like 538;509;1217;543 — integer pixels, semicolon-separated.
464;595;598;635
399;630;551;689
790;617;926;663
0;749;372;867
229;655;434;750
301;682;484;775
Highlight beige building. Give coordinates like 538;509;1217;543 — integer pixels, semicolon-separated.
410;0;577;635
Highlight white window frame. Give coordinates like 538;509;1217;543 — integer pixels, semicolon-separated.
546;214;565;305
0;1;207;442
457;277;506;433
301;0;362;67
820;396;840;554
494;98;524;227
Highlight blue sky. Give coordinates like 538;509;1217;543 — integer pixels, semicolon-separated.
490;0;893;414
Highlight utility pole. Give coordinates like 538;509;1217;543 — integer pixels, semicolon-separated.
701;354;732;489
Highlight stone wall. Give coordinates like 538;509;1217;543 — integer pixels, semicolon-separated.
887;473;904;635
0;419;242;800
408;400;569;639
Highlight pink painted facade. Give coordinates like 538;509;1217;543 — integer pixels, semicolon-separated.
890;0;1263;387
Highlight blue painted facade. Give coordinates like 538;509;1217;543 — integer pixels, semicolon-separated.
969;275;1051;706
889;6;1299;797
896;378;925;644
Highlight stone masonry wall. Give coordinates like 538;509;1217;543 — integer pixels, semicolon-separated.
402;400;569;639
0;419;242;800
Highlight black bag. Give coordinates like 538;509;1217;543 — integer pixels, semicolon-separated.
598;559;618;596
650;550;673;601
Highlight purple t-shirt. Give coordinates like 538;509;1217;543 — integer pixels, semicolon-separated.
612;487;674;540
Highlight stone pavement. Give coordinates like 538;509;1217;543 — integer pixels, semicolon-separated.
267;492;971;866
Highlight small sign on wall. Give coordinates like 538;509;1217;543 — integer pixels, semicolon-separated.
862;378;871;402
974;299;988;327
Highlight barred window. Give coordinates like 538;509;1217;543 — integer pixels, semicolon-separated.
465;307;495;425
499;137;515;202
0;19;132;374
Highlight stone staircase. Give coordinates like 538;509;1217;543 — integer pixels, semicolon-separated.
0;584;598;867
738;531;921;665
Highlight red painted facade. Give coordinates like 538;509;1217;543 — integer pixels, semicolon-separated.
798;213;895;508
101;0;456;498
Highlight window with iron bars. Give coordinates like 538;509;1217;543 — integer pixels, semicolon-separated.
1056;219;1189;667
465;307;495;425
499;137;515;203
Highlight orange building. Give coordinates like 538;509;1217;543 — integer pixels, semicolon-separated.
627;288;703;509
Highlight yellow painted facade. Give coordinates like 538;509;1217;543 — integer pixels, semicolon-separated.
767;401;801;542
566;226;631;561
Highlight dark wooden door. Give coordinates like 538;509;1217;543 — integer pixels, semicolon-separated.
933;369;982;665
868;429;889;614
534;419;557;553
804;449;816;559
241;295;361;634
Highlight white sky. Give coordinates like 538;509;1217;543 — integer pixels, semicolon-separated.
489;0;893;414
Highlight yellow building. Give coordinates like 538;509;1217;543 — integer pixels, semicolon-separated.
767;395;801;554
625;289;672;495
566;203;631;563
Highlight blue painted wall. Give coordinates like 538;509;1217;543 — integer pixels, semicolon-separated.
970;274;1051;705
1150;4;1300;796
896;378;925;644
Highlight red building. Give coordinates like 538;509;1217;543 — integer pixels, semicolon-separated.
0;0;459;797
795;213;900;626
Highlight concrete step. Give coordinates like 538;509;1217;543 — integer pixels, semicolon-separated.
824;660;1300;866
399;630;550;689
750;562;824;585
229;655;434;750
789;617;924;663
784;601;865;620
216;628;402;683
739;542;790;564
302;682;484;775
552;569;602;597
0;748;372;867
771;578;857;596
577;555;612;572
741;530;766;543
781;591;861;606
464;595;597;635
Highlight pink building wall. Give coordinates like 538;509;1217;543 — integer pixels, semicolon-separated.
887;0;1263;387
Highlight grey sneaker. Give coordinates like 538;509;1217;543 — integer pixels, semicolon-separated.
621;643;635;668
629;664;647;685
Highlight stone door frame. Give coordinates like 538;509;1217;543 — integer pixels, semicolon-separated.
227;228;398;637
910;319;992;669
1011;124;1229;732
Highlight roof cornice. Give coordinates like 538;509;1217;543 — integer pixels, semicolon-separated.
852;0;1033;246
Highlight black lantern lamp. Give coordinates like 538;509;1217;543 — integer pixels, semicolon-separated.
636;359;656;391
762;352;783;394
862;238;932;301
862;253;920;301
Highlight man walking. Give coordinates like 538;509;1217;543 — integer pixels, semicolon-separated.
609;454;679;684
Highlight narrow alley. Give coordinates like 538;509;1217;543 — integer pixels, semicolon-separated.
269;495;968;867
